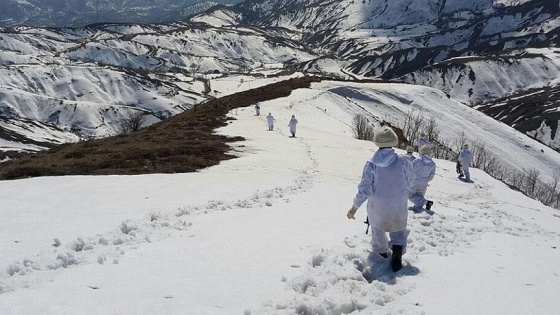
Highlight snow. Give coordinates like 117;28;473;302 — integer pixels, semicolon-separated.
210;72;304;97
0;117;80;151
401;48;560;105
1;79;560;314
191;7;241;27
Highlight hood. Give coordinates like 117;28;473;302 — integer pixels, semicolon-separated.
369;148;397;167
419;155;433;164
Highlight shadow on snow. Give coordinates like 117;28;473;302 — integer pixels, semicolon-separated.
354;252;420;284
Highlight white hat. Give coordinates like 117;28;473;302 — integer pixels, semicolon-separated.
419;145;432;155
374;126;398;148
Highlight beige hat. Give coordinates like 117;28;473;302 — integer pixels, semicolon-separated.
419;145;432;155
406;146;414;153
374;126;398;148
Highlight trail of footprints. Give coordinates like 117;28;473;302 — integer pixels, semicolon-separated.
249;179;559;314
0;138;319;294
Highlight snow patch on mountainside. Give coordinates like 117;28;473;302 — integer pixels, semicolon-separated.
61;24;314;73
400;48;560;105
0;64;204;138
0;116;80;151
191;6;242;27
529;120;560;150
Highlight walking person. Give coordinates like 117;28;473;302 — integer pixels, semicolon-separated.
288;115;298;138
347;126;414;272
408;145;436;213
458;144;473;182
266;112;275;131
255;103;261;116
414;133;433;152
404;146;416;162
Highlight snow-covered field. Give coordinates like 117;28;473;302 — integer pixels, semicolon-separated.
1;81;560;314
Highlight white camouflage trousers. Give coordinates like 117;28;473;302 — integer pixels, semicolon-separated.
370;227;410;255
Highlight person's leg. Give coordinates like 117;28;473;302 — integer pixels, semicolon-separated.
388;229;409;251
389;229;410;272
409;187;427;213
463;165;471;181
370;226;390;257
458;163;464;177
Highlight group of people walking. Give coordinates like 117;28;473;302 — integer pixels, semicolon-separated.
253;101;476;273
251;100;479;274
347;127;472;272
256;103;298;137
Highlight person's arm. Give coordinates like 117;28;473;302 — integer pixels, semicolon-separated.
429;164;436;181
403;158;415;188
352;162;375;209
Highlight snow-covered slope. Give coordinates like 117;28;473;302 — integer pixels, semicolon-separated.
198;0;558;65
0;116;80;152
302;81;560;177
194;0;560;142
1;79;559;314
399;47;560;149
0;63;206;140
1;0;560;151
0;21;316;148
63;23;313;73
476;82;560;150
400;48;560;105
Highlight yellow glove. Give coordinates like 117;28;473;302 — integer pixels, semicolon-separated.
347;206;357;220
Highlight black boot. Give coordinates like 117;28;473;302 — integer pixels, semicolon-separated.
426;200;433;210
391;245;403;272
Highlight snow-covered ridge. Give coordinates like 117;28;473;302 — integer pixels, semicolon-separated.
1;0;559;151
1;78;559;313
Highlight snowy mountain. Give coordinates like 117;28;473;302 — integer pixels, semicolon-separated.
400;47;560;145
193;0;559;79
0;0;243;28
477;82;560;149
1;79;560;314
192;0;560;147
0;24;315;149
2;0;560;151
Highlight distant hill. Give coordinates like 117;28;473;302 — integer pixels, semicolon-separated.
0;0;243;28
